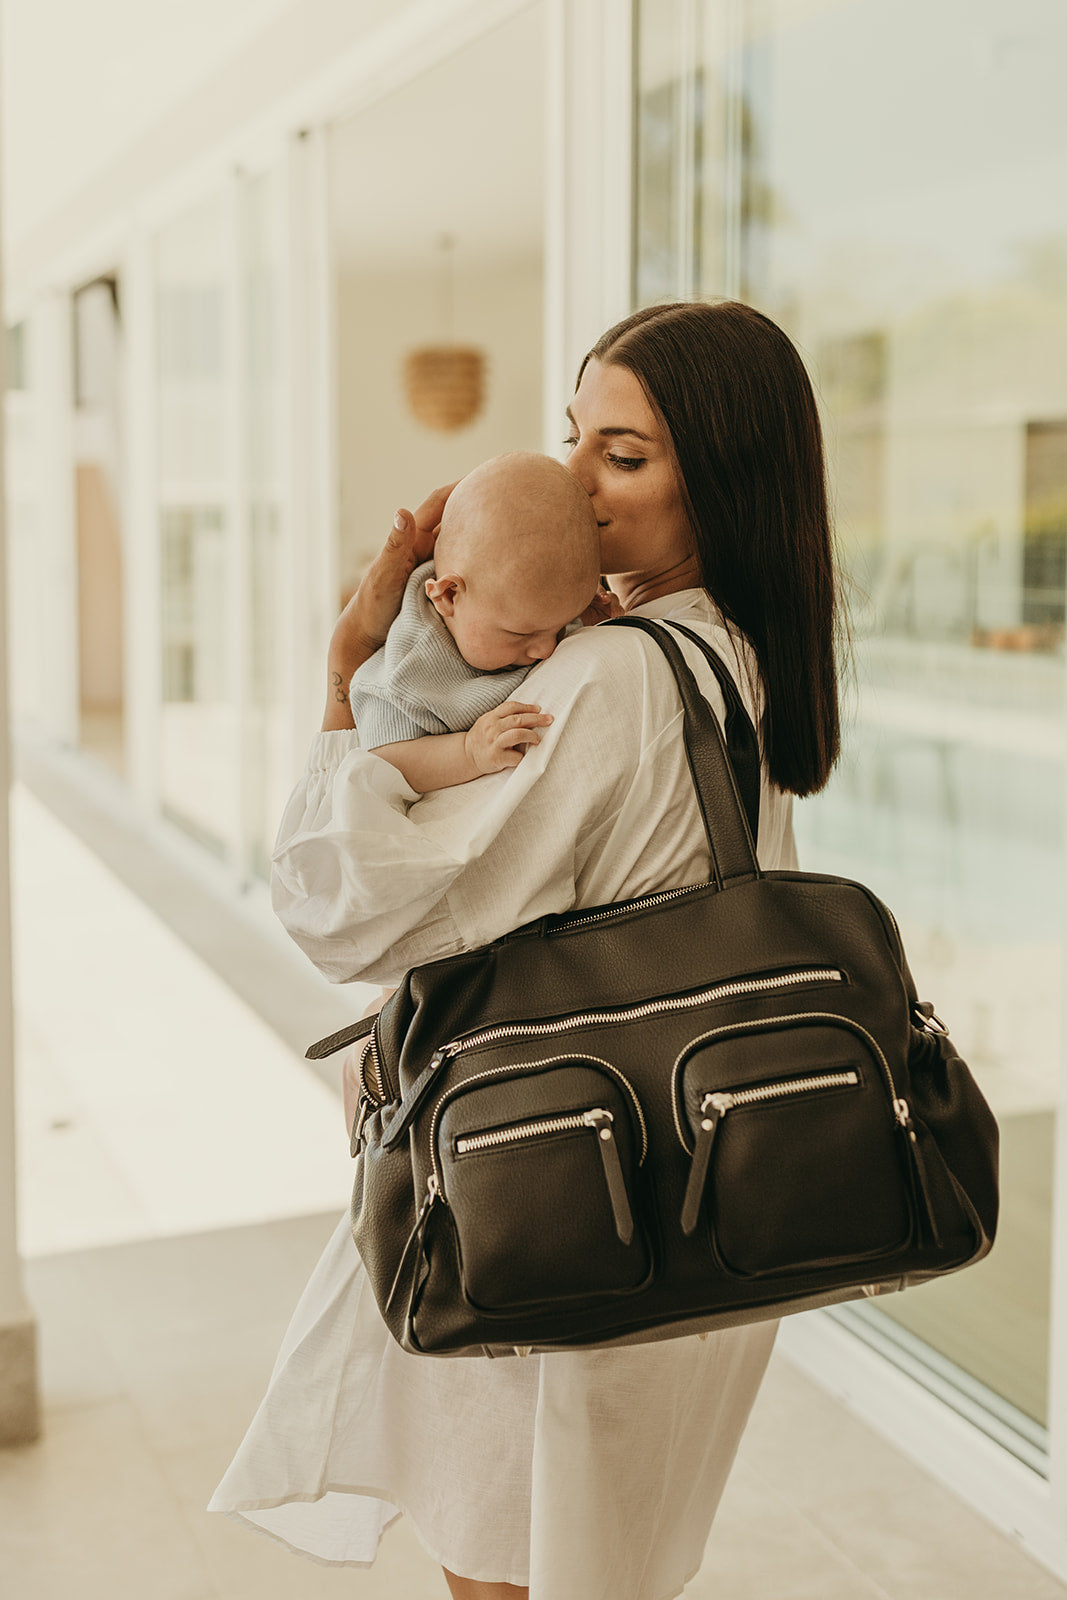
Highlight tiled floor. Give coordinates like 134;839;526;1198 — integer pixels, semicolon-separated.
2;764;1067;1598
4;1212;1067;1600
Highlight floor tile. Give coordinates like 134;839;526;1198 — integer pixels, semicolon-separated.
808;1477;1067;1600
0;1397;216;1600
693;1460;894;1600
737;1355;923;1509
21;1252;126;1414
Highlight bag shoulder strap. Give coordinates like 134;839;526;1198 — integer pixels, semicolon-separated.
656;619;761;847
607;616;759;889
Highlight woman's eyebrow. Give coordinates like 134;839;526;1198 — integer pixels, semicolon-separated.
565;404;655;443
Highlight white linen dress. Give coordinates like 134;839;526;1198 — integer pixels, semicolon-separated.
208;589;799;1600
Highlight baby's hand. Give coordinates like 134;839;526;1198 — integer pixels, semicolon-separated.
579;588;624;626
464;703;554;775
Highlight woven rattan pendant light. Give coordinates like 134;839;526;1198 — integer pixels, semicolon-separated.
404;235;486;432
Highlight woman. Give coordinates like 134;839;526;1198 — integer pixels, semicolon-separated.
209;300;841;1600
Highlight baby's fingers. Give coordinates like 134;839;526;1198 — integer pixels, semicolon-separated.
493;701;552;724
495;726;543;761
497;706;553;729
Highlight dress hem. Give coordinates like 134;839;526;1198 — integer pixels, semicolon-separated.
209;1481;531;1586
209;1483;702;1597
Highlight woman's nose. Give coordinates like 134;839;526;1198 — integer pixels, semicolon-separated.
564;442;597;498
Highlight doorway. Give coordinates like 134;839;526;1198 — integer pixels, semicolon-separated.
73;276;126;777
329;3;546;594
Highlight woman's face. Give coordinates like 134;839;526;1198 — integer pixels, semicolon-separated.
563;359;692;581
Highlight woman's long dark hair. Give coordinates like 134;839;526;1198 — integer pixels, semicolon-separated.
581;300;840;797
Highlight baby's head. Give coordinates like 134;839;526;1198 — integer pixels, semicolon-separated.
426;452;601;670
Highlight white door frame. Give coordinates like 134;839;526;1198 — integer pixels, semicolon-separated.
543;0;634;449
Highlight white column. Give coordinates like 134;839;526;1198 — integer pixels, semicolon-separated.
543;0;634;452
282;128;338;769
1047;756;1067;1543
0;82;41;1443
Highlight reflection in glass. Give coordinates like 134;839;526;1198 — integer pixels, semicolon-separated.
635;0;1067;1442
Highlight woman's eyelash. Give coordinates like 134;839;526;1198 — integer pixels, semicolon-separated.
563;435;645;471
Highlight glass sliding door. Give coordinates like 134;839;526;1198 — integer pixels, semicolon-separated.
155;195;237;859
154;166;294;878
635;0;1067;1454
241;167;290;882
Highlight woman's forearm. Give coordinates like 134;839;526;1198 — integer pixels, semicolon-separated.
322;653;362;732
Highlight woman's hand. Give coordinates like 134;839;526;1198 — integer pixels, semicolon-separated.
462;702;554;776
323;482;461;731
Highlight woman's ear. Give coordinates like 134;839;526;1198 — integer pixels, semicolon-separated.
425;574;464;618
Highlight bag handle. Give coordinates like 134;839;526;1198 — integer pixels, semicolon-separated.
607;617;760;889
657;619;761;847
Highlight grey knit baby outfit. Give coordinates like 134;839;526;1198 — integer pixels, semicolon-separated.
349;561;533;747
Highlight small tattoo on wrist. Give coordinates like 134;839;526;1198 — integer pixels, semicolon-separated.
331;670;349;705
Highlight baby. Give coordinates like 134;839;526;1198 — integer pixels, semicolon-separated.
349;451;606;793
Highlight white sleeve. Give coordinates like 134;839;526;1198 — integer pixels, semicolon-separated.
269;630;651;986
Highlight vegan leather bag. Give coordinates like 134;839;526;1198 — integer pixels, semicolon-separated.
308;618;999;1357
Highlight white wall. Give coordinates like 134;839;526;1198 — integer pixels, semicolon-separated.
336;259;543;586
2;0;533;299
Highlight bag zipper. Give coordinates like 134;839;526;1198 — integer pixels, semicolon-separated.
436;967;844;1061
699;1070;860;1116
429;1053;648;1199
362;1027;386;1103
456;1107;614;1153
561;881;706;930
671;1011;901;1152
379;968;844;1153
455;1106;633;1244
351;1031;387;1155
680;1067;861;1235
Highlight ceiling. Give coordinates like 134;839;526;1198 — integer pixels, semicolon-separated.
329;3;544;272
1;0;302;247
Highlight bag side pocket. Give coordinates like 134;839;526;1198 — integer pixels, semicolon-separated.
436;1058;652;1313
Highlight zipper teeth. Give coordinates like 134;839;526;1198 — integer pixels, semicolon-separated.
702;1069;859;1113
672;1012;899;1150
361;1033;385;1104
455;1107;610;1155
430;1055;648;1197
564;882;703;930
444;968;843;1058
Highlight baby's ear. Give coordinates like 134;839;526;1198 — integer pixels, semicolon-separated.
425;573;463;618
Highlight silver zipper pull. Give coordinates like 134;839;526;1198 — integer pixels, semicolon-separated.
350;1094;372;1158
584;1110;634;1245
386;1174;440;1312
893;1098;942;1248
680;1093;734;1235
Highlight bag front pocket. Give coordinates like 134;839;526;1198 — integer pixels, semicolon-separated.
676;1017;912;1276
434;1058;651;1313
